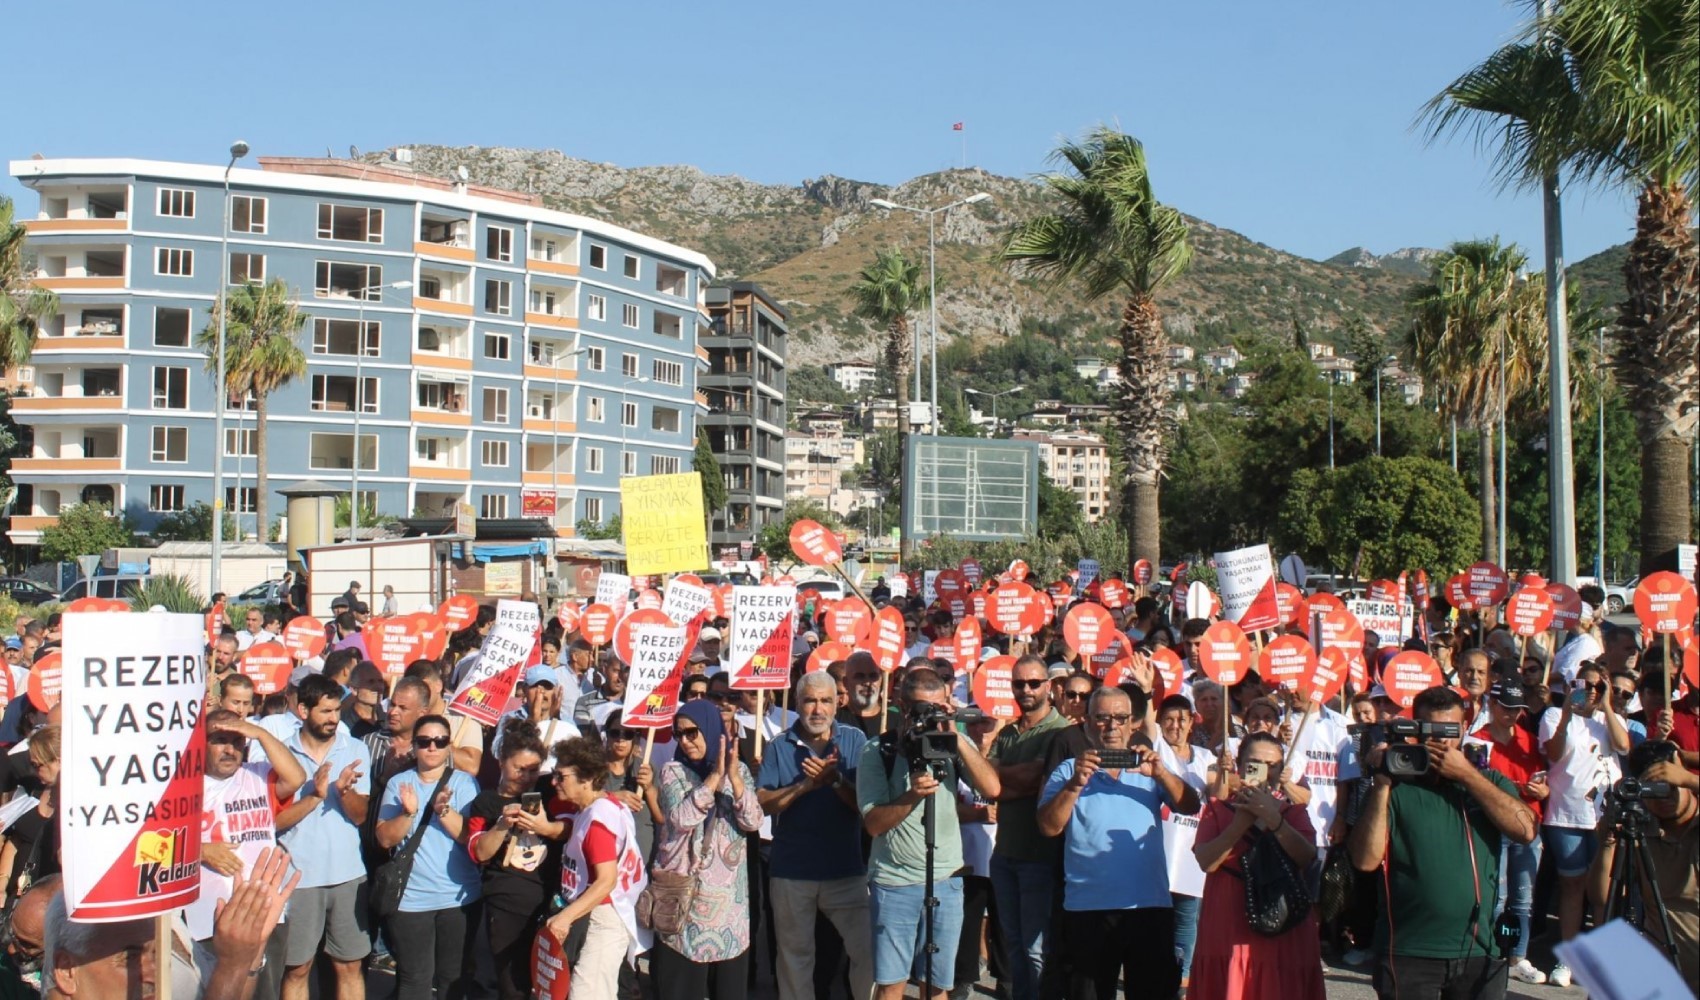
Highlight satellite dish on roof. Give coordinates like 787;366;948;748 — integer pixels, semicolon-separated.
349;145;360;159
456;165;469;182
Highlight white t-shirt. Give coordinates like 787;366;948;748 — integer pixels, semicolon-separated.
1537;707;1620;829
235;628;276;651
1552;631;1603;686
1295;707;1359;847
188;763;283;940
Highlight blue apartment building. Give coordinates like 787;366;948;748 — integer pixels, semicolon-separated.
5;154;716;545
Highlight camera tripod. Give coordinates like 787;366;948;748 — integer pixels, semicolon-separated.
921;777;940;997
1602;805;1680;967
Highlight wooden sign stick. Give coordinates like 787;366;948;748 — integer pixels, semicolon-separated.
753;689;765;763
1282;702;1316;779
642;729;656;769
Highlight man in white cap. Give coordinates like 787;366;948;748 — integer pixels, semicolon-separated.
1551;600;1603;686
695;626;725;673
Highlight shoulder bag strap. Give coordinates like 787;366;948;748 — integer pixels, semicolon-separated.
396;771;454;860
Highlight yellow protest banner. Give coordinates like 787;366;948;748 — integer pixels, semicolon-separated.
620;473;708;576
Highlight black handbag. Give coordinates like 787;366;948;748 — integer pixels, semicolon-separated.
1239;826;1313;937
1316;844;1355;922
371;771;452;918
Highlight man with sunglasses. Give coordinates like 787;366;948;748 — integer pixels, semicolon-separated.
837;651;893;739
1037;686;1199;1000
986;654;1069;999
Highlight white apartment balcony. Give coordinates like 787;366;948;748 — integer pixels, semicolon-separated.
523;389;577;434
33;247;126;292
415;267;473;317
415;321;473;371
25;187;129;235
524;335;580;380
527;232;581;277
14;426;122;473
414;374;471;426
416;212;474;262
12;366;123;413
523;442;575;487
412;431;470;482
525;280;578;330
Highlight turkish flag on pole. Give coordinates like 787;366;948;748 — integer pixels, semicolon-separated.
952;122;964;131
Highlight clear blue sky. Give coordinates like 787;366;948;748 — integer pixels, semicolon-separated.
4;0;1638;264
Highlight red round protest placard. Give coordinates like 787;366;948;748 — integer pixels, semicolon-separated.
1308;592;1345;614
369;616;427;677
710;584;732;621
614;608;672;664
1445;572;1474;611
934;569;967;601
1196;621;1252;686
1365;579;1401;604
987;582;1046;637
240;641;294;696
1505;587;1556;637
439;594;479;632
1545;583;1583;631
1383;651;1445;712
556;602;581;632
1098;579;1131;609
1275;583;1308;628
578;604;618;647
27;651;61;712
1063;602;1117;657
1132;559;1154;587
1088;631;1131;679
1317;608;1366;674
635;588;663;611
807;640;853;673
67;597;128;614
412;611;449;662
281;615;327;661
959;559;982;587
1466;561;1509;608
789;519;843;567
825;600;874;646
953;618;984;674
1634;571;1698;635
1412;569;1431;608
970;655;1019;719
1308;646;1351;705
530;927;572;1000
1258;633;1317;695
864;606;907;673
1150;645;1184;696
1007;560;1031;582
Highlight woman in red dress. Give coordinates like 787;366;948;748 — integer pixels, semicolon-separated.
1189;732;1325;1000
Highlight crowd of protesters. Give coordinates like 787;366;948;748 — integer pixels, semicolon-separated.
0;568;1693;1000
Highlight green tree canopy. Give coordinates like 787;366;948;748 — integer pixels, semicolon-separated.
1276;456;1480;580
694;431;727;529
150;502;238;542
41;502;134;562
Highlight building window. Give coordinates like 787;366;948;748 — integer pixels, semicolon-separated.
586;294;606;321
311;374;378;413
651;406;680;433
157;188;195;218
621;303;639;328
225;428;257;457
152;367;188;409
312;317;379;356
484;279;512;316
314;261;381;299
621;401;638;427
652;359;683;386
150;425;187;462
317;203;384;243
155;247;194;277
481;493;509;518
483;330;511;360
231;195;266;234
585;447;603;473
623;255;640;279
153;307;191;348
650;455;681;475
621;354;638;378
486;225;513;263
623;451;637;476
149;484;185;512
587;396;605;423
585;346;605;372
589;245;606;270
225;487;257;514
481;440;509;467
583;497;602;523
531;236;559;261
229;252;265;284
481;387;509;424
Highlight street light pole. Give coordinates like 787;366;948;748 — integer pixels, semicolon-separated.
212;140;248;596
1328;373;1336;469
1375;358;1384;456
965;385;1025;437
1498;325;1508;570
350;280;412;539
1596;326;1605;580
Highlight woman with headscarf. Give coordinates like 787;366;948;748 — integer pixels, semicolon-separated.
650;699;763;999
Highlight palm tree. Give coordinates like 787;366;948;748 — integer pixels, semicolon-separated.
1406;239;1549;560
196;278;307;540
1002;127;1191;569
0;196;58;372
1546;0;1698;573
850;247;928;552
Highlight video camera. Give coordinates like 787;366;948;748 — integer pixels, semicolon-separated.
1351;718;1463;780
901;702;983;777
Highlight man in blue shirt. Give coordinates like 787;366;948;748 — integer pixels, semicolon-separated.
759;671;873;1000
276;674;372;1000
1039;685;1199;1000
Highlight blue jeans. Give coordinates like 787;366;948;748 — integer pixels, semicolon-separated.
1499;838;1542;959
989;854;1053;997
870;877;965;990
1171;893;1201;980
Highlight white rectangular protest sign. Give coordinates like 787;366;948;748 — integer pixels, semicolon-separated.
623;623;689;728
662;578;714;627
61;611;206;921
495;598;541;634
449;622;536;726
595;572;631;618
1077;559;1100;589
1347;599;1413;644
1215;544;1280;631
728;586;795;690
923;571;940;606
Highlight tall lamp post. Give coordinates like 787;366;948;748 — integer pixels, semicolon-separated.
349;279;412;539
1326;371;1340;469
963;385;1025;436
868;192;992;435
211;139;249;596
1596;326;1605;580
1374;354;1396;456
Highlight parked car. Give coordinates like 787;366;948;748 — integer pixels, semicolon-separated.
796;578;847;603
0;577;59;605
1603;577;1638;615
234;579;288;604
59;574;148;603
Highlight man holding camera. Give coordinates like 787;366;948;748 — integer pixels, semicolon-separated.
1037;685;1200;1000
1349;686;1537;1000
858;669;1001;1000
1587;739;1699;983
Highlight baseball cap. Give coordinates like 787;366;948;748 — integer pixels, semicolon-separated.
523;665;557;687
1367;683;1392;700
3;637;19;650
699;627;723;642
1488;680;1528;709
1047;661;1072;678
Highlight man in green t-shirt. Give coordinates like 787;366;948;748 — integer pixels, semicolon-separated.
1350;686;1537;1000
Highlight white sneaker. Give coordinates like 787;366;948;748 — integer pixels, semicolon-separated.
1342;947;1374;967
1549;964;1572;988
1509;959;1547;984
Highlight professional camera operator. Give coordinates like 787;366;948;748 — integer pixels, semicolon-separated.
857;668;1001;1000
1586;739;1699;983
1037;685;1200;1000
1349;686;1536;1000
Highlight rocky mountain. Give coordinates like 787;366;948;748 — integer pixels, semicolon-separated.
367;145;1537;365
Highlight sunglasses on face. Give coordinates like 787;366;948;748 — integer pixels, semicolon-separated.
1062;690;1092;701
1091;713;1133;726
413;735;451;750
1612;687;1635;699
708;692;732;703
684;690;710;700
1012;679;1048;690
608;729;639;741
675;726;703;741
